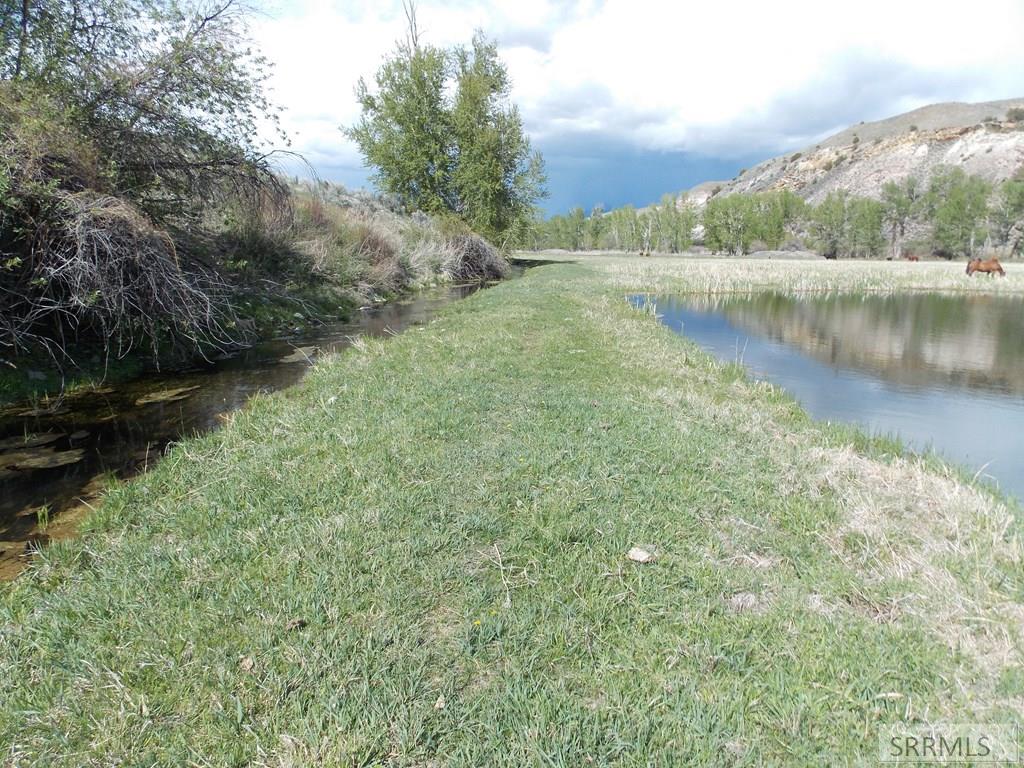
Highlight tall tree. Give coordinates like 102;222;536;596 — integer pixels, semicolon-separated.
810;192;849;258
926;167;991;258
846;198;885;257
881;177;921;259
348;8;545;246
989;179;1024;255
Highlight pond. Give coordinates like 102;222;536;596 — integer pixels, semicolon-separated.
632;291;1024;501
0;281;491;579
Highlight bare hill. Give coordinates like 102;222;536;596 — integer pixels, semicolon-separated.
701;98;1024;204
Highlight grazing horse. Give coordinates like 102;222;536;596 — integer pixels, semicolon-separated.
905;254;920;262
966;257;1006;277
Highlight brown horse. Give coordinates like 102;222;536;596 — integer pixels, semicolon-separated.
966;257;1006;277
905;254;920;262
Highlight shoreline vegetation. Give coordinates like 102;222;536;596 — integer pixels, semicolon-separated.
3;256;1022;764
1;0;530;408
531;166;1023;261
0;179;511;407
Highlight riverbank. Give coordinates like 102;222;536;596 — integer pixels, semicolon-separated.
0;189;511;409
3;256;1023;764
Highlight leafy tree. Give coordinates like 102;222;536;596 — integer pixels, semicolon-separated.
703;194;756;254
810;192;849;258
566;207;586;251
989;180;1024;255
752;191;804;249
926;167;991;257
881;178;921;258
348;10;545;245
846;198;885;257
586;204;606;249
348;28;452;216
2;0;280;223
653;193;695;252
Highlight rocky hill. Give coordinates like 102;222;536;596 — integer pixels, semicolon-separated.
700;98;1024;203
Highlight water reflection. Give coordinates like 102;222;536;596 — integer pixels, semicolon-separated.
636;292;1024;501
0;282;484;578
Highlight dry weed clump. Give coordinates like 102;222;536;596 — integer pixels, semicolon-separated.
288;184;510;300
443;233;510;281
0;85;284;361
2;189;237;359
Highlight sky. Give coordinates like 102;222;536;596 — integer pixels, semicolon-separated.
252;0;1024;215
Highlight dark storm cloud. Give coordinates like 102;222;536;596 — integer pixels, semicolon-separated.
534;134;763;215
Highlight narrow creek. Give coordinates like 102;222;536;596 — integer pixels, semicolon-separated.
0;279;496;579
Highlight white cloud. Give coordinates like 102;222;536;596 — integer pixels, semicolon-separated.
252;0;1024;179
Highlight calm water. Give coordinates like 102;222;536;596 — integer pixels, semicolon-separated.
0;281;491;578
633;292;1024;501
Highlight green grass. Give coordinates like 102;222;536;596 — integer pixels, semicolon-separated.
2;256;1023;765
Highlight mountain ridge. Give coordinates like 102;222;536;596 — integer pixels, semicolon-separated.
694;98;1024;204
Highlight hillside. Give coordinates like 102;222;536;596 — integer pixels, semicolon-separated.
703;98;1024;203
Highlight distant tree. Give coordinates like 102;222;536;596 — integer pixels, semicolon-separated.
567;207;586;251
881;177;922;258
846;198;885;257
925;167;991;257
810;192;849;258
989;180;1024;255
348;6;545;246
586;204;606;250
752;190;804;249
659;194;696;252
703;195;756;254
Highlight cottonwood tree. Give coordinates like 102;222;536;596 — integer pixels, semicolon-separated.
348;4;545;246
846;198;885;257
926;167;991;258
881;177;921;258
810;192;849;258
703;194;757;254
989;179;1024;255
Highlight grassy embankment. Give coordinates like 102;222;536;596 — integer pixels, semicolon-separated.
2;256;1023;765
0;182;507;407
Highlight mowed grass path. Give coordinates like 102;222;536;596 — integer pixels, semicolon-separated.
2;258;1023;765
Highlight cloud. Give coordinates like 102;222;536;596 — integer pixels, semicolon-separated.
251;0;1024;206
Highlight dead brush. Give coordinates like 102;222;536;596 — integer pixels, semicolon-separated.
2;191;239;360
442;233;510;281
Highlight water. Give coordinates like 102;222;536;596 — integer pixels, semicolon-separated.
0;281;488;578
633;292;1024;501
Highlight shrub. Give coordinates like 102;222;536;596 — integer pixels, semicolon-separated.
442;233;509;281
0;90;243;358
1007;107;1024;122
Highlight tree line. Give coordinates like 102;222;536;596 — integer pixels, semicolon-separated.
532;168;1024;259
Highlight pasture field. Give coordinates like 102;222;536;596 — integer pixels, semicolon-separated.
2;255;1023;765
